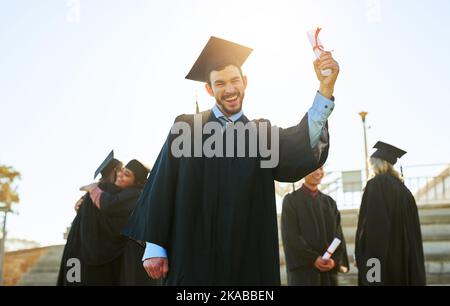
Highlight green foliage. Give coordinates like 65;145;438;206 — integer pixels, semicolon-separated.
0;165;21;209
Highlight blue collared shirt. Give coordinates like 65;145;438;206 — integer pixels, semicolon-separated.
211;105;243;124
142;91;335;261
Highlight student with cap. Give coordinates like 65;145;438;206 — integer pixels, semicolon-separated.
74;151;123;212
58;151;124;286
94;150;123;183
355;141;426;286
57;158;155;285
281;166;349;286
123;36;340;285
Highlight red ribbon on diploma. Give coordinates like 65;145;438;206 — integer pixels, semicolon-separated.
313;27;334;54
313;27;325;52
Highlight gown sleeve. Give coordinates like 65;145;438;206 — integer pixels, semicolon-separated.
98;187;142;216
273;113;329;182
121;132;179;251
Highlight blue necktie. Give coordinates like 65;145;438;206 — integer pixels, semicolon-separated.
218;116;233;127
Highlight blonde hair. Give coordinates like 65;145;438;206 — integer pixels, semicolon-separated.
369;157;403;182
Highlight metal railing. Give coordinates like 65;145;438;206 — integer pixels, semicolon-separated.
277;163;450;210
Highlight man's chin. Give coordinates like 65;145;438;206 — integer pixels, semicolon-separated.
224;107;241;116
216;98;243;116
221;102;242;115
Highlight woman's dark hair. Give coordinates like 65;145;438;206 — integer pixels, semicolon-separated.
125;159;149;188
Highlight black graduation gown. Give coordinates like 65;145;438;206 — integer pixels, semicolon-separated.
57;204;85;286
355;173;426;286
119;239;162;286
281;186;349;286
123;110;329;285
57;183;121;286
57;183;155;286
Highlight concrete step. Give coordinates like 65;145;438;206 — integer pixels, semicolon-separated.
343;241;450;262
18;245;64;286
342;224;450;243
338;273;450;286
331;259;450;276
340;207;450;227
18;272;61;286
281;258;450;276
280;241;450;285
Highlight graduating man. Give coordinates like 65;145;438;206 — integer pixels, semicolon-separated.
355;142;426;286
123;36;340;285
281;166;349;286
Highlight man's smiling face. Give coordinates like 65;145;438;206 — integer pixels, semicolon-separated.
205;65;247;117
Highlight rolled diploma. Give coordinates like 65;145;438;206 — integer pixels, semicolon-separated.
307;29;332;76
322;238;341;260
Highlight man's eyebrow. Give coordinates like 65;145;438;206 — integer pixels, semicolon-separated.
214;76;240;83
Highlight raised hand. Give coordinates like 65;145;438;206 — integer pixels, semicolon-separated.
314;52;340;99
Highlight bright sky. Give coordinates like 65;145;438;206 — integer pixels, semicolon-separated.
1;0;449;247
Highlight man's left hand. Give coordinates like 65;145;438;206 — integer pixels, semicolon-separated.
314;52;340;99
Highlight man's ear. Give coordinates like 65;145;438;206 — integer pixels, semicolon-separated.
205;83;214;97
242;75;248;90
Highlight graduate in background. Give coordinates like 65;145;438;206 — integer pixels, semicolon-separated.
355;142;426;286
82;159;152;286
123;36;340;285
281;166;349;286
58;155;155;286
57;151;122;286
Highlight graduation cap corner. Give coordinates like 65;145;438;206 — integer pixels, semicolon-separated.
185;36;253;83
94;150;120;180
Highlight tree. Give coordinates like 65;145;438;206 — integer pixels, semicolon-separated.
0;165;21;210
0;164;20;285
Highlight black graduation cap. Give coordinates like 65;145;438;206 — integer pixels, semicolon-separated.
371;141;407;165
94;150;121;179
185;36;253;83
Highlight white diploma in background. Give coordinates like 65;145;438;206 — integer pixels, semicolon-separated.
307;27;332;76
323;238;341;260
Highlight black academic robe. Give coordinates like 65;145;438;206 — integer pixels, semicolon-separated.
281;186;349;286
57;203;85;286
355;173;426;286
57;183;155;286
57;183;121;286
123;110;329;286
